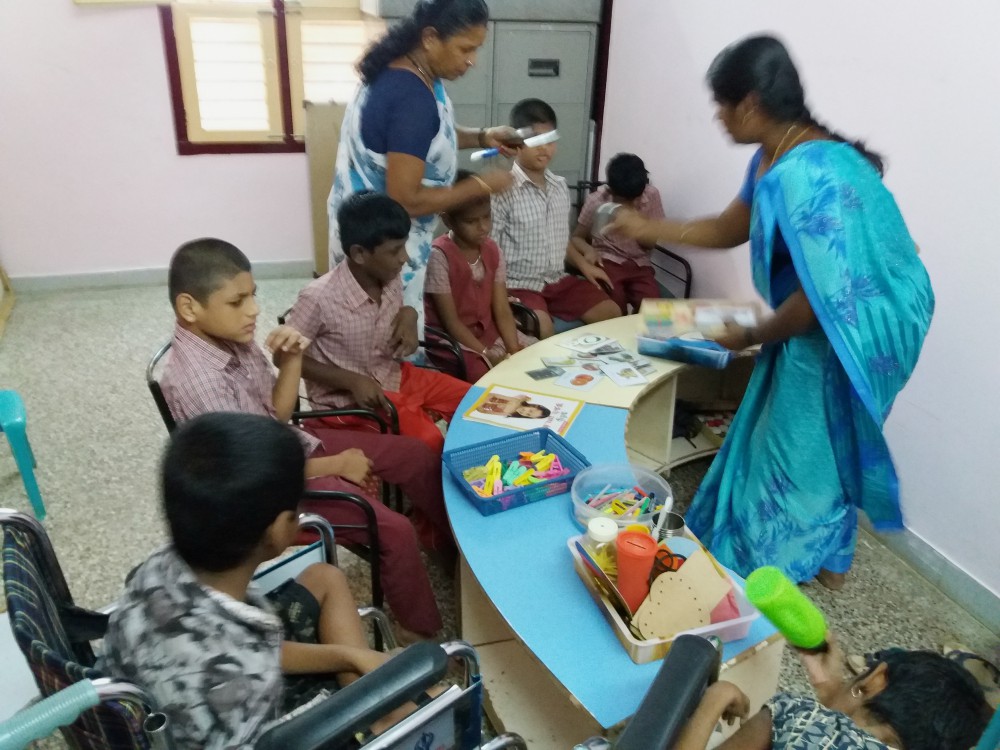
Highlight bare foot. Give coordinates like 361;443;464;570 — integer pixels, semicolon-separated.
816;569;846;590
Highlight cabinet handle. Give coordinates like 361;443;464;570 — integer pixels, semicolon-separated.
528;58;560;77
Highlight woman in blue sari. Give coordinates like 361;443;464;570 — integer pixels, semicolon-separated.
611;36;934;589
329;0;518;321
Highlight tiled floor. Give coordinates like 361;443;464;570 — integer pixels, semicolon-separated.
1;281;997;747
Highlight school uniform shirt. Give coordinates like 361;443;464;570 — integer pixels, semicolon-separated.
490;162;572;292
576;184;666;267
285;262;403;409
766;693;893;750
160;323;321;455
102;546;286;750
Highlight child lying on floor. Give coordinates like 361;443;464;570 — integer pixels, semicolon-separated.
676;633;990;750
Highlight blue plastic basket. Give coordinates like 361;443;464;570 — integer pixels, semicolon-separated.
443;428;592;516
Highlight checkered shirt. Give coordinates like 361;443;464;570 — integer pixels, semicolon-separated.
285;262;403;408
577;184;665;267
490;162;572;292
160;323;321;454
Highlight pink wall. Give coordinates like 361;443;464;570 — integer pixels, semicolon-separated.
0;1;312;280
601;1;1000;596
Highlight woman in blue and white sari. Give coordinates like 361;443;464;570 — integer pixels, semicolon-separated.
611;35;934;589
329;0;518;325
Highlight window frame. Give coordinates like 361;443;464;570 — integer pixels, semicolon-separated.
160;0;305;155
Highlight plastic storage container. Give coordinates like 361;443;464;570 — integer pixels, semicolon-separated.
567;534;759;664
570;463;673;529
443;427;591;516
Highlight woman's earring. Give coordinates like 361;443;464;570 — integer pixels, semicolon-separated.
740;108;756;126
851;685;863;699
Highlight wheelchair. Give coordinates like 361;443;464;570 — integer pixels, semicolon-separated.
0;507;524;749
2;506;731;749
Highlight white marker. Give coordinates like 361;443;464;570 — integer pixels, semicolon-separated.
470;129;559;161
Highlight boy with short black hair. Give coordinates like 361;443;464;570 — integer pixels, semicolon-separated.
490;97;621;338
160;237;449;642
287;191;470;454
572;152;666;313
103;413;392;749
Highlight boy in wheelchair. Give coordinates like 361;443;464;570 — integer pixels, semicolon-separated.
103;413;418;749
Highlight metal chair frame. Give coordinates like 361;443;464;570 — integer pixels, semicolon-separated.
145;343;385;609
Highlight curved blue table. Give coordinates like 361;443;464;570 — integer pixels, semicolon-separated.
444;373;781;744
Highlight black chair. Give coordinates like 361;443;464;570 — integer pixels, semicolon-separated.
509;299;541;340
145;342;386;609
422;324;468;382
573;180;693;302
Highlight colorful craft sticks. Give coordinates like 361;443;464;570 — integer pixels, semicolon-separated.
585;485;664;517
462;450;569;498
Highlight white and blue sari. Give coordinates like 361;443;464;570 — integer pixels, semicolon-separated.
687;141;934;582
327;78;458;329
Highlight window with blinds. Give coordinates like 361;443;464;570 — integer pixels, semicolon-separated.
162;0;384;153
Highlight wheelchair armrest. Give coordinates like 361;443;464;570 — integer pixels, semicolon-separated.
614;635;720;750
293;402;399;435
254;642;449;750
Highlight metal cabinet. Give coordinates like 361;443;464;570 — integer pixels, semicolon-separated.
446;21;597;187
363;1;601;188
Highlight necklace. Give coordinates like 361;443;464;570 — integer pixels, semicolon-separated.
448;231;482;265
768;124;808;167
406;53;433;87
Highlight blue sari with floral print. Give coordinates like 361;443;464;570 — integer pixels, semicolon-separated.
686;141;934;582
328;77;457;333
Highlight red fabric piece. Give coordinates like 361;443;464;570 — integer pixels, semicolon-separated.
709;589;741;624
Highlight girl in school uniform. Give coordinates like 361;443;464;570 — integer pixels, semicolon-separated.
424;169;535;382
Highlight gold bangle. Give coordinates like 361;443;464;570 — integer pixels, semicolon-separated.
678;223;694;243
478;127;488;148
471;174;492;195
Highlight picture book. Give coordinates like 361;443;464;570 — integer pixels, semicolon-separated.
640;299;760;340
463;385;584;435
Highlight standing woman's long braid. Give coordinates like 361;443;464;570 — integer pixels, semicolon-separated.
802;109;885;176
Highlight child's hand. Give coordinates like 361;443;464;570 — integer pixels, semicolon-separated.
579;261;613;292
350;375;392;411
705;681;750;726
581;244;603;267
331;448;374;486
266;325;310;356
798;631;846;691
389;307;419;359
